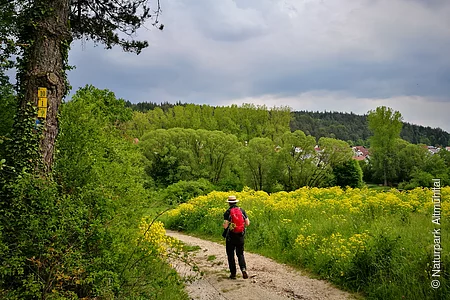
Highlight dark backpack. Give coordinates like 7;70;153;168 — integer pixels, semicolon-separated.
229;207;245;233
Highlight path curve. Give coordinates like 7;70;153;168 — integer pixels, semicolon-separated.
166;230;358;300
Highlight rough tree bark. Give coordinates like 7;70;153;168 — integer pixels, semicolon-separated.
18;0;71;174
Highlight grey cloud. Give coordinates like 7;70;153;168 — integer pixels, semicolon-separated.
67;0;450;125
186;0;269;42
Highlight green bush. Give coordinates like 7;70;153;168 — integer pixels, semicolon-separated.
0;82;16;140
0;86;188;299
0;175;97;299
333;159;364;188
162;179;215;205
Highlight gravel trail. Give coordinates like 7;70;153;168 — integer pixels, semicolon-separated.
166;230;360;300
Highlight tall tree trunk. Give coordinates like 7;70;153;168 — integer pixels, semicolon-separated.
17;0;71;174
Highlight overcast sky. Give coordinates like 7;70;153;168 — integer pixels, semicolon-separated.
68;0;450;132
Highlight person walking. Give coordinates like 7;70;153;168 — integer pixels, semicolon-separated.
223;195;250;279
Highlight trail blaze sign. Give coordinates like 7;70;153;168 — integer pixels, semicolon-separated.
37;87;47;119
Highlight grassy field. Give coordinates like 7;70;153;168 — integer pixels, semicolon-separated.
365;183;393;191
161;186;449;300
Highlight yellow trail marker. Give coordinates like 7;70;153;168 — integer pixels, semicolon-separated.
38;87;47;98
37;87;48;119
37;108;47;118
38;97;47;108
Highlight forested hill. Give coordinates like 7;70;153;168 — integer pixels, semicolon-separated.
124;101;450;146
291;111;450;146
125;100;185;112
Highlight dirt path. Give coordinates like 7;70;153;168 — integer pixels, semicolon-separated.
166;230;359;300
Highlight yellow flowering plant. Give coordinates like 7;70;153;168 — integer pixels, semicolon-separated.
161;186;449;299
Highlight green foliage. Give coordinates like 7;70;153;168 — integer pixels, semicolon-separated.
140;128;242;187
139;127;357;192
421;153;450;185
125;103;291;142
333;159;363;188
290;110;450;147
69;0;163;54
129;103;448;190
399;170;434;190
130;102;449;149
0;82;16;159
396;142;427;183
125;100;184;112
0;85;15;133
439;149;450;167
241;137;277;191
277;133;353;189
0;174;188;299
0;1;17;73
0;86;188;299
5;101;41;173
402;123;450;147
164;187;450;300
278;130;317;190
6;0;162;58
316;137;353;188
4;0;164;174
55;85;133;190
290;110;371;144
71;85;133;123
162;179;215;205
368;106;403;186
396;143;450;189
358;159;373;183
346;233;400;289
1;175;120;299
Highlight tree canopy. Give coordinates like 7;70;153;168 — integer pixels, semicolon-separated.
368;106;403;186
290;110;450;147
2;0;163;174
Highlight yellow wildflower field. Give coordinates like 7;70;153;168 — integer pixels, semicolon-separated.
162;186;449;299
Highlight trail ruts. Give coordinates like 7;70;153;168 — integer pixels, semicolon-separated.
166;230;360;300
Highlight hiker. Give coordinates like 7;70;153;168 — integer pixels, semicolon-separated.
223;195;250;279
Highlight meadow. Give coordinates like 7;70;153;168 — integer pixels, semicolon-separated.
161;186;449;300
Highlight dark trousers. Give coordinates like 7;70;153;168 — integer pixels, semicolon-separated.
226;238;246;275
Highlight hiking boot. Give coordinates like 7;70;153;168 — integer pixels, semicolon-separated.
229;274;236;279
242;270;248;279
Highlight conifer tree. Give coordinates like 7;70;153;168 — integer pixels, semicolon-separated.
2;0;163;174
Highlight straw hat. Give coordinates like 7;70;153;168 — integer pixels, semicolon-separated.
227;195;239;203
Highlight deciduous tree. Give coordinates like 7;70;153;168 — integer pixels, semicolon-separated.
278;130;316;190
307;137;353;187
241;137;276;191
367;106;403;186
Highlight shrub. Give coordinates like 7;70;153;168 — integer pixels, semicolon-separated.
0;86;189;299
162;179;215;205
333;159;364;188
